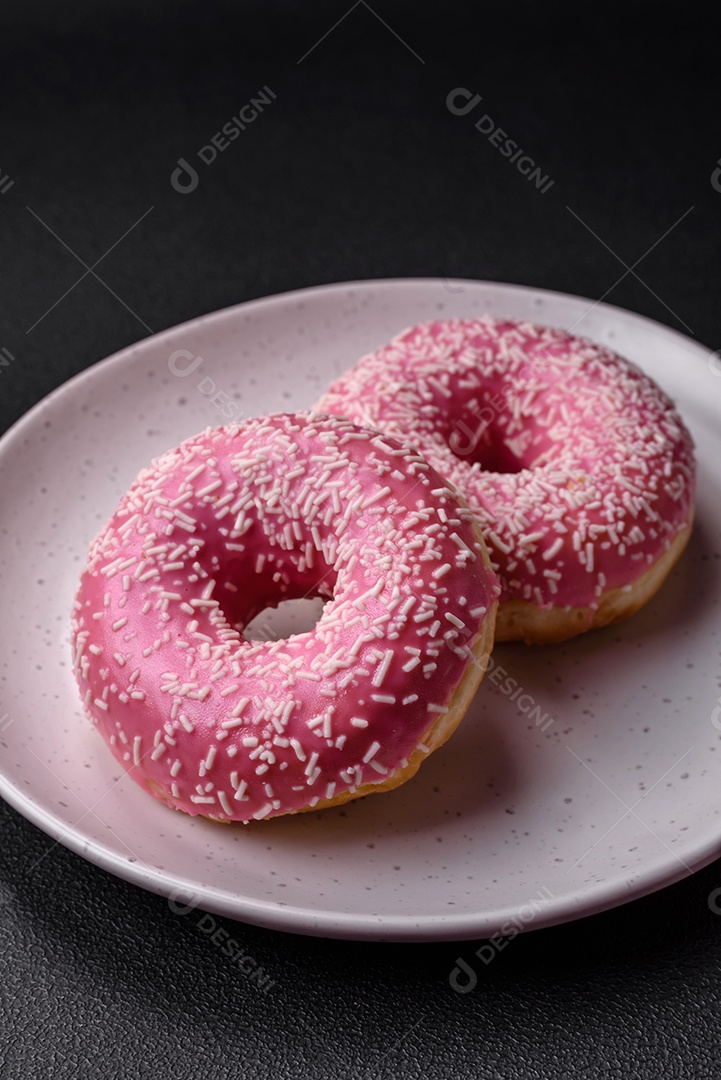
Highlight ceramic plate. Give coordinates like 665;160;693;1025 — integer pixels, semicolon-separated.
1;279;719;942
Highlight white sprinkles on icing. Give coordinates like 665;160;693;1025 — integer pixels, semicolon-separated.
72;412;499;822
314;316;696;610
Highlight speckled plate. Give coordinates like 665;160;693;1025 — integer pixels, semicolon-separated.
1;279;720;942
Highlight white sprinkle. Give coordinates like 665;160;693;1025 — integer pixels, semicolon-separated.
399;596;416;617
542;536;564;561
585;542;595;573
350;717;368;728
294;670;322;682
221;717;245;730
360;485;391;509
371;649;394;687
196;479;223;498
290;738;306;762
445;611;466;629
231;697;249;719
363;740;381;763
413;609;434;623
451;532;477;559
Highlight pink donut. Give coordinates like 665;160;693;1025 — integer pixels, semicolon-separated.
315;317;696;644
72;412;499;822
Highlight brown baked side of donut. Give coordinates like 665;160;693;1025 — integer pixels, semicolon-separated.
495;511;694;646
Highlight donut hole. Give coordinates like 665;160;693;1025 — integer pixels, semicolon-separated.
242;595;328;642
214;543;337;641
447;413;526;474
464;438;525;474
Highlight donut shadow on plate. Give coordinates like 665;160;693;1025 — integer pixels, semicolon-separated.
243;704;522;843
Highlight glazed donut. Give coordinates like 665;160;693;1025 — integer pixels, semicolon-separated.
314;317;696;644
72;412;499;822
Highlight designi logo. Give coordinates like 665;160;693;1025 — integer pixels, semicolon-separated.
171;157;200;194
711;158;721;193
170;86;277;195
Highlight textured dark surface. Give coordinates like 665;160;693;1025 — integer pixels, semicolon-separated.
2;1;721;1076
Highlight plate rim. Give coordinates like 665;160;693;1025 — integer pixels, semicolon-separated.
0;276;717;942
2;275;711;451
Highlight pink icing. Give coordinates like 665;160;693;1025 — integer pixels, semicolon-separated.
314;317;696;610
72;412;499;822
